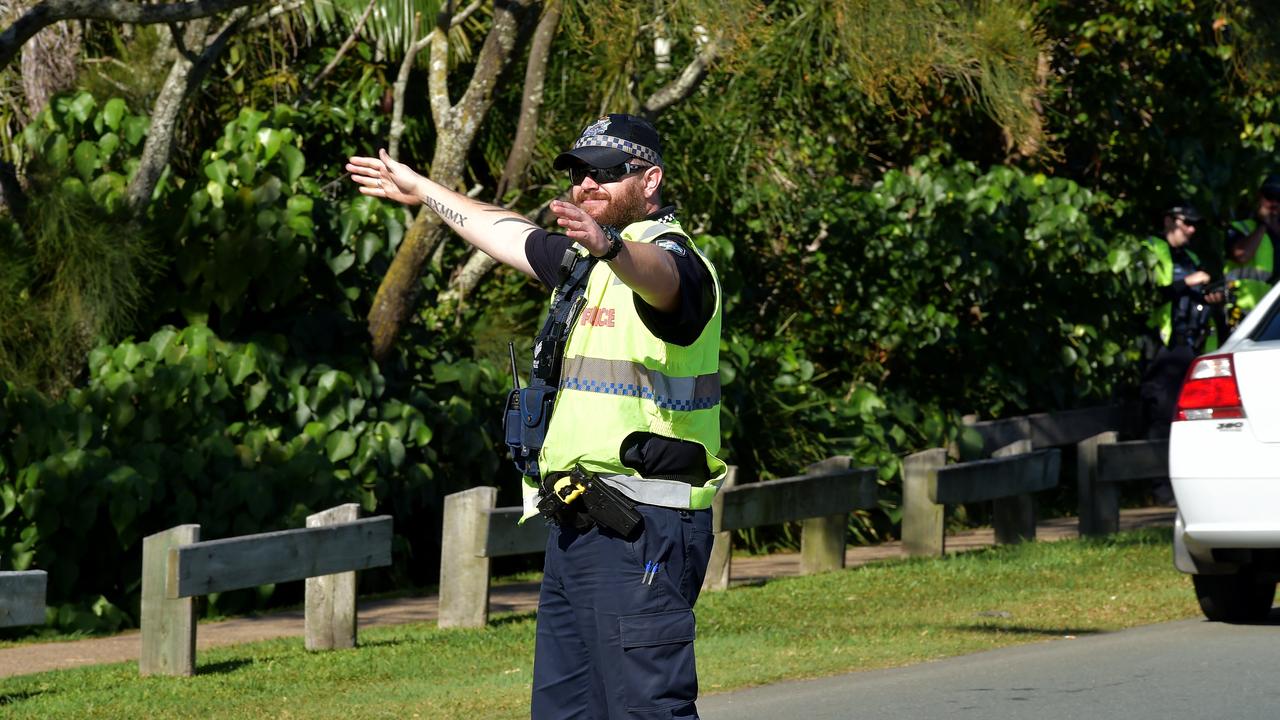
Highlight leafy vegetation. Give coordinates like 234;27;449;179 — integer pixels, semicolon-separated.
0;93;157;396
0;90;505;628
0;0;1276;630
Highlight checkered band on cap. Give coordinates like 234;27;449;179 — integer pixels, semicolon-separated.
573;134;662;166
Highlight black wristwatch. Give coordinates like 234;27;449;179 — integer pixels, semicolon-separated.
597;226;624;261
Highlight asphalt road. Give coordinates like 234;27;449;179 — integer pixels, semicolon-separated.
701;613;1280;720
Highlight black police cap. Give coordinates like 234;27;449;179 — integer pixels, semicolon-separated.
553;114;663;170
1166;204;1202;223
1261;174;1280;200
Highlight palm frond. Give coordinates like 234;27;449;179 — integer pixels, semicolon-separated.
289;0;479;63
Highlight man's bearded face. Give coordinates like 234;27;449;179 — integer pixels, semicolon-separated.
572;170;649;227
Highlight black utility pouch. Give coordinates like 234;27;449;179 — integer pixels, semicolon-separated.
503;389;535;474
503;385;557;475
519;386;557;449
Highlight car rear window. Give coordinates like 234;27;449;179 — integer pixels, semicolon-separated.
1253;299;1280;342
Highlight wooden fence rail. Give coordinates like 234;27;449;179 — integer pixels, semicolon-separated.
964;404;1125;455
0;570;47;628
705;458;878;591
902;441;1062;556
437;459;878;628
1077;433;1169;536
139;504;392;676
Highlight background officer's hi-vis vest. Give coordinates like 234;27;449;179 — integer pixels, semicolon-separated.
1226;219;1275;318
1145;236;1200;345
520;219;727;519
1204;219;1277;352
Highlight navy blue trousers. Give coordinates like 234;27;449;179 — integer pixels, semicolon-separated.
531;504;714;720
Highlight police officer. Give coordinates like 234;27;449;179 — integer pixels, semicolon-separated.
1145;204;1214;353
1218;174;1280;341
347;114;723;719
1139;204;1214;505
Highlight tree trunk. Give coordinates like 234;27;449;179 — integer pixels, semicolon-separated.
367;218;449;357
366;0;536;361
125;8;249;216
19;12;80;120
0;0;264;73
495;0;561;201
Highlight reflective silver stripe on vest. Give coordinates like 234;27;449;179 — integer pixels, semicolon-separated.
1228;266;1272;282
560;356;720;411
598;474;698;508
635;224;675;243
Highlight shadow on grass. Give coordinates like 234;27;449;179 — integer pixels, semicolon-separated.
0;689;47;706
355;637;412;650
197;658;255;676
490;612;537;628
951;624;1103;638
1080;527;1173;547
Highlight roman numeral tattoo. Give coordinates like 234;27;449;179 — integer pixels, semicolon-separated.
426;197;467;228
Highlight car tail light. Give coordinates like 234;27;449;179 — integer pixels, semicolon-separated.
1175;354;1245;421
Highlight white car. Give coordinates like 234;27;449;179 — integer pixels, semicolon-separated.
1171;281;1280;623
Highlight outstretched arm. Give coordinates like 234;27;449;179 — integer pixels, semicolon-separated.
346;149;538;279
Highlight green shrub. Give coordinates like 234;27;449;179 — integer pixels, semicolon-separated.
0;93;159;396
0;320;506;631
714;157;1150;547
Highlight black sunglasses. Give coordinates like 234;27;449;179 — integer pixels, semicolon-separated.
569;162;651;186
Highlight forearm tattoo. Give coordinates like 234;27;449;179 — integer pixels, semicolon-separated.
427;196;467;228
494;216;539;238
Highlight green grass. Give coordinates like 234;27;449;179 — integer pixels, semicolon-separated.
0;529;1200;719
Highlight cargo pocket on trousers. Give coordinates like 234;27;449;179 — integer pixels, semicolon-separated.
619;608;698;715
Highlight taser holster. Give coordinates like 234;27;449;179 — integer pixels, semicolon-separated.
536;465;642;538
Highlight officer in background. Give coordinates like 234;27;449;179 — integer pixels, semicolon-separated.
347;114;723;719
1215;174;1280;344
1140;204;1215;505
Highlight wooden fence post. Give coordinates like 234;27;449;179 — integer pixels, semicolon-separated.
305;503;361;650
1077;431;1119;537
140;524;200;677
799;457;853;575
902;448;948;557
438;486;498;628
0;571;47;628
991;440;1036;545
702;466;737;592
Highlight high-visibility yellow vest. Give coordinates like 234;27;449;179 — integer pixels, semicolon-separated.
521;219;726;518
1226;219;1275;317
1145;237;1200;345
1204;220;1278;352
